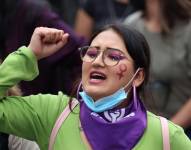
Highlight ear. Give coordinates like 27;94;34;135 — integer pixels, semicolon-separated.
133;68;145;87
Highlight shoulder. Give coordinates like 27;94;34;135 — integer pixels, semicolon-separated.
124;11;143;26
146;112;191;149
135;111;190;149
27;91;71;114
147;111;183;134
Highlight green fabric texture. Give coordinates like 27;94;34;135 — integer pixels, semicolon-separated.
0;46;190;150
0;46;38;97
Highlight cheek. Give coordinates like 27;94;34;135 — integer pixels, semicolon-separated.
82;62;89;81
82;62;90;74
82;63;89;89
116;64;127;80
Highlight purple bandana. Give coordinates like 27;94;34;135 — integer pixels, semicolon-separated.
79;87;147;150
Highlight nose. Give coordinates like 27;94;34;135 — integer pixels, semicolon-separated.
92;52;105;67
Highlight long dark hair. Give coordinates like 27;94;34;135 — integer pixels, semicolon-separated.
69;23;151;107
130;0;191;34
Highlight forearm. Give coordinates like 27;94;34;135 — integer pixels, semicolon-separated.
171;99;191;128
74;9;94;39
0;46;39;97
0;27;70;143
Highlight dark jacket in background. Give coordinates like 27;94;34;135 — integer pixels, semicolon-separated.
0;0;87;95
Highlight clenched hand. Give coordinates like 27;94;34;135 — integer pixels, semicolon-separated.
28;27;69;60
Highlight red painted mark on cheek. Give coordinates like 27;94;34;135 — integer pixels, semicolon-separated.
116;64;127;80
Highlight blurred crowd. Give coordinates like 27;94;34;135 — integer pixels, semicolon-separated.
0;0;190;149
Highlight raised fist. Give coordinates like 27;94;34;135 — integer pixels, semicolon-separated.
28;27;69;60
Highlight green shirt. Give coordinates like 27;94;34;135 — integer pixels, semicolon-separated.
0;46;190;150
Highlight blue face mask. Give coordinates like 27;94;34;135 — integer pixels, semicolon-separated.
79;88;127;113
79;68;141;112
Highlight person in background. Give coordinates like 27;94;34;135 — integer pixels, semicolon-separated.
124;0;191;137
0;0;86;147
47;0;80;27
75;0;137;39
9;135;40;150
171;99;191;139
0;24;190;150
0;0;87;96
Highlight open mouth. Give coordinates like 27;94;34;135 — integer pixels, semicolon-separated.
90;72;107;80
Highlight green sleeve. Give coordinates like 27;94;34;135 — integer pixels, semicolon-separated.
0;46;38;97
0;92;69;145
169;122;191;149
171;128;191;149
0;47;69;145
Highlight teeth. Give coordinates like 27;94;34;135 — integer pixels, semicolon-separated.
90;72;106;80
93;73;104;77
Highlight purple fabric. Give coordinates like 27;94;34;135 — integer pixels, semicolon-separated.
100;102;134;123
80;95;147;150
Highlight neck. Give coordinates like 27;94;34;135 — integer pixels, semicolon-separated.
116;90;132;109
116;98;129;109
145;0;162;32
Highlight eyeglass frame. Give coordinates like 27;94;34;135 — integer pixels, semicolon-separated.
78;46;128;66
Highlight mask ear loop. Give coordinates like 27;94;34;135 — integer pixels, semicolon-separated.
124;68;141;91
124;68;141;109
133;85;138;109
77;81;82;101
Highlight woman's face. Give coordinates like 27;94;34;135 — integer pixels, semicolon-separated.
82;29;135;100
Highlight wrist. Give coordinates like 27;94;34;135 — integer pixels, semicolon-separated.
27;45;41;60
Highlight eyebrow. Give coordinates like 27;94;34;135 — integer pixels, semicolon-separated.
107;47;122;51
90;45;123;52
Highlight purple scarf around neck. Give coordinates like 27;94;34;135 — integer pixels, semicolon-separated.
79;87;147;150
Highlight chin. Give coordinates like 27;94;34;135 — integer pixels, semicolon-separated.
83;84;118;100
84;88;105;101
86;91;102;100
